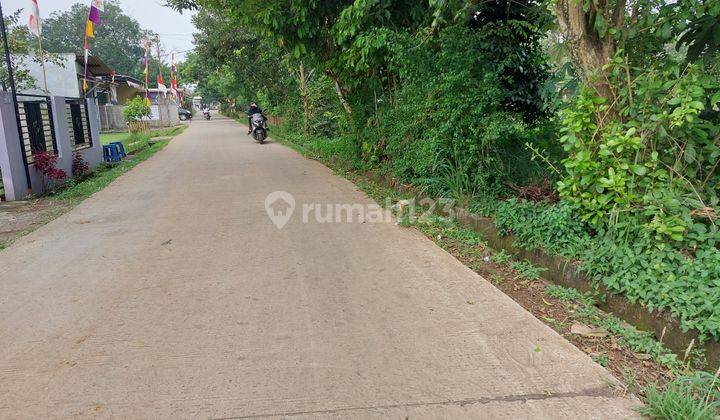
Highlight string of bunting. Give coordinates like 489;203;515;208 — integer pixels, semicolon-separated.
75;2;182;104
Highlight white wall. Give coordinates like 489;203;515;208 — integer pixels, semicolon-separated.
27;97;103;196
15;53;81;98
0;93;103;200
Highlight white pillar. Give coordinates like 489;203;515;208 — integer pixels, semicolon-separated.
0;91;30;200
50;96;73;177
82;97;103;167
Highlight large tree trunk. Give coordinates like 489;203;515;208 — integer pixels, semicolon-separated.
555;0;626;104
328;74;361;158
298;62;313;135
332;76;353;117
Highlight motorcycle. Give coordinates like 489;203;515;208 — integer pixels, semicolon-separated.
250;113;267;143
203;109;211;120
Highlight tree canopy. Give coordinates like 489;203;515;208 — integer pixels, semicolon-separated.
0;10;42;90
41;1;156;78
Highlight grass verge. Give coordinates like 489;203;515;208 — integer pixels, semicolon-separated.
100;126;186;154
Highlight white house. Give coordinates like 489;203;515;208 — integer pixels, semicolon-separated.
15;52;115;99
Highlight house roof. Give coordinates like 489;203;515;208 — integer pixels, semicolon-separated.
75;54;114;76
97;74;144;87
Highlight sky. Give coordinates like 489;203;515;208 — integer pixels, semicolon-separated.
1;0;196;60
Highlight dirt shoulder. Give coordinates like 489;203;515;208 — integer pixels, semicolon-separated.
0;200;72;250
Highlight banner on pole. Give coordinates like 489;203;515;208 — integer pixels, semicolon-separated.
28;0;41;36
154;34;167;98
82;45;89;92
170;53;179;98
88;6;101;24
85;20;94;38
82;0;104;93
157;74;167;95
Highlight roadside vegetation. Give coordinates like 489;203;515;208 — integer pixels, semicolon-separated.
100;126;185;154
171;0;720;415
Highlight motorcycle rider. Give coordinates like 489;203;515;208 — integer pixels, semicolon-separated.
202;104;210;119
247;102;264;134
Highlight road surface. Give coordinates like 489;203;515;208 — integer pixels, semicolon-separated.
0;115;639;418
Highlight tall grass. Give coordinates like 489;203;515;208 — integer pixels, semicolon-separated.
641;370;720;419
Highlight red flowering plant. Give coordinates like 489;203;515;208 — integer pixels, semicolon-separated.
72;152;90;178
32;151;67;193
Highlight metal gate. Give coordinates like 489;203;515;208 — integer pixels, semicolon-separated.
66;98;93;149
17;95;57;164
0;166;4;201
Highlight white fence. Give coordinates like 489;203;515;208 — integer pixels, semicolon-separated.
0;92;102;200
99;102;181;132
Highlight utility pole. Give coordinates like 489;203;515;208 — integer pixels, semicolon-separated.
0;2;32;188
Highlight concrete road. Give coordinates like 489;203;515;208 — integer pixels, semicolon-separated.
0;116;639;418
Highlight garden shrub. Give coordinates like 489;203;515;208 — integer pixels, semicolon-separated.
582;229;720;342
32;151;67;193
494;199;592;257
72;152;89;178
122;96;150;122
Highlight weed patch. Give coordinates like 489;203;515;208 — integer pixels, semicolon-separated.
641;371;720;420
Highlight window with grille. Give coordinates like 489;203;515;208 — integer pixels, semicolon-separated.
66;99;92;150
18;98;56;163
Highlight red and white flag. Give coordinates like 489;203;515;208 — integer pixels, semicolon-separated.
170;53;179;97
28;0;41;36
157;74;168;97
171;78;179;98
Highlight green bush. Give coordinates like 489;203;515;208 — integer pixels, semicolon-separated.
382;27;554;198
122;96;150;122
583;230;720;341
557;56;720;246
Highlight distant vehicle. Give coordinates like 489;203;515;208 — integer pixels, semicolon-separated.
250;113;267;144
178;108;192;121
